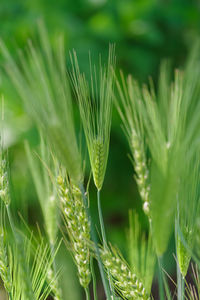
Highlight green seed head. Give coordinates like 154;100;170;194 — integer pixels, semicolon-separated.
57;176;91;288
0;229;12;293
0;155;10;206
131;130;150;216
101;247;151;300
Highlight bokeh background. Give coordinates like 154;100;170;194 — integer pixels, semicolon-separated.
0;0;200;299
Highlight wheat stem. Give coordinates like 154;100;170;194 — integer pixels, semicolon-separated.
85;287;90;300
177;265;185;300
97;190;107;247
90;257;98;300
157;256;164;300
97;190;116;297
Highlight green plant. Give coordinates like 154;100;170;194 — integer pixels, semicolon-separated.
0;25;200;300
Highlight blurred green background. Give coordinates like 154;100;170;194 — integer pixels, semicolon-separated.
0;0;200;299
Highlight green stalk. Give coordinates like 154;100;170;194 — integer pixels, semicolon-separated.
175;211;185;300
177;267;184;300
8;292;13;300
90;257;98;300
79;184;112;300
97;190;107;247
97;189;115;298
157;256;165;300
85;287;90;300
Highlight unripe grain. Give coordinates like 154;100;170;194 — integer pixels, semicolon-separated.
57;176;91;288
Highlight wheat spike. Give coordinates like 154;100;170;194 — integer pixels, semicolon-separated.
70;45;115;190
101;246;151;300
57;175;91;288
115;74;150;216
0;150;10;206
130;129;150;215
93;137;105;190
0;228;12;293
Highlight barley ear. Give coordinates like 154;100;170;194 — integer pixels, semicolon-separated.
0;22;83;183
0;226;12;294
70;45;115;190
101;245;151;300
115;73;150;216
0;145;10;206
176;157;200;278
57;174;91;288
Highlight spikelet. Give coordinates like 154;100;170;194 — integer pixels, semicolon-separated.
57;175;91;288
131;129;150;215
101;246;151;300
0;227;12;293
0;150;10;206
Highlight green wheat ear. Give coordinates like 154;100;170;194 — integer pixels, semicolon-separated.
25;135;59;246
100;244;151;300
115;73;150;216
92;136;106;190
70;45;115;190
57;173;91;289
176;156;200;278
0;21;83;184
0;142;10;206
0;225;12;294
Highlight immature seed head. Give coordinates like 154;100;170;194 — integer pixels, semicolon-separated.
101;247;151;300
0;228;12;293
0;152;10;206
131;129;150;216
70;45;115;191
57;175;91;288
